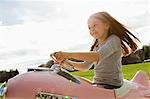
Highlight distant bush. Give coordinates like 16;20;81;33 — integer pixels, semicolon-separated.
122;45;150;65
142;45;150;60
0;69;19;83
122;50;143;65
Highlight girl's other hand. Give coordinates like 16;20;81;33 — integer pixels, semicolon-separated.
50;51;66;65
53;51;66;61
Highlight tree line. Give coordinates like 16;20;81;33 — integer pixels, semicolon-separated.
122;45;150;65
0;69;19;83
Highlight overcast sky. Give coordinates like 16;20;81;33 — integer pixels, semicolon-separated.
0;0;149;70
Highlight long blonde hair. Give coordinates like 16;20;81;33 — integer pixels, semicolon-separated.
90;11;140;56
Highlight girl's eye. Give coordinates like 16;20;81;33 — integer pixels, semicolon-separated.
88;26;91;29
88;24;97;30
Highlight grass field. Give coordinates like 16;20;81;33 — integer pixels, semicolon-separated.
71;62;150;81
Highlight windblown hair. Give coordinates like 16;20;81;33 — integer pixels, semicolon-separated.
90;11;140;56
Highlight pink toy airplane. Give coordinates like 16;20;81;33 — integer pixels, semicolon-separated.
3;63;149;99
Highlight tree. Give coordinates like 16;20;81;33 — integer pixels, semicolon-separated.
142;45;150;60
0;69;19;83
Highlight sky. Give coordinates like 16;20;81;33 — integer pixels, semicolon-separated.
0;0;149;72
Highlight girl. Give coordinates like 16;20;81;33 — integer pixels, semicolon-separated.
52;11;140;89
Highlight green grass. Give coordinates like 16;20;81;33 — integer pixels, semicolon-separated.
71;62;150;81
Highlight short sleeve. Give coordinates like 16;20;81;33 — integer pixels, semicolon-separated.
83;61;94;70
98;35;121;60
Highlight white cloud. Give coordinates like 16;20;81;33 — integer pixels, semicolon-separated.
0;0;149;70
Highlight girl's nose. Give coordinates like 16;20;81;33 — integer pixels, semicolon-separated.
90;30;96;36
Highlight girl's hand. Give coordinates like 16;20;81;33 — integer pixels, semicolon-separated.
54;51;66;60
51;51;67;64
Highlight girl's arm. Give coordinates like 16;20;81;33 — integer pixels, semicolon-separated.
62;60;94;71
62;51;99;64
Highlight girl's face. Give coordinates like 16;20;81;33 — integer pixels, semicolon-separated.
88;16;109;40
